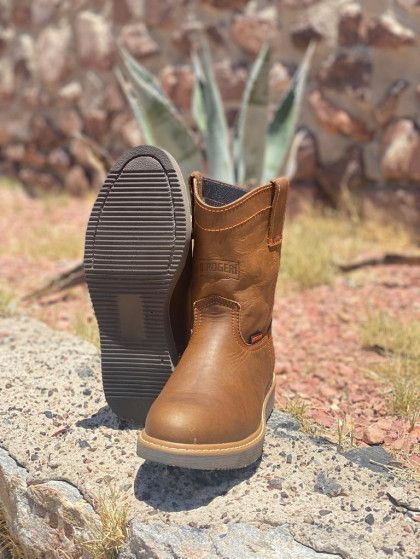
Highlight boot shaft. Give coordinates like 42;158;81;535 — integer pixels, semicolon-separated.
190;173;289;342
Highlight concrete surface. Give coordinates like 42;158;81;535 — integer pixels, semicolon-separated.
0;316;418;558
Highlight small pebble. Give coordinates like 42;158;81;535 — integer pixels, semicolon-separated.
365;513;375;525
319;510;332;516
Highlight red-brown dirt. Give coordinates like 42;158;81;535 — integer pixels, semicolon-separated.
273;269;420;465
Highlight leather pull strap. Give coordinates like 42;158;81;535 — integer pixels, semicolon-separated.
268;177;289;248
189;172;203;237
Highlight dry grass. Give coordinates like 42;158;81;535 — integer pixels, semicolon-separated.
0;284;16;317
371;357;419;429
361;310;420;358
361;311;420;426
71;312;100;349
0;507;25;559
280;206;412;290
282;396;315;434
283;398;358;451
334;416;355;451
81;489;130;559
281;215;336;289
3;222;83;261
0;183;84;261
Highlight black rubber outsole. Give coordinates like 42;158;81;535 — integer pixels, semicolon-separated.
84;146;191;425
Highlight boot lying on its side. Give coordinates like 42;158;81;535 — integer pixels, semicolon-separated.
138;172;289;469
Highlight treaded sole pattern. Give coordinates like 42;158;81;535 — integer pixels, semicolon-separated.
84;146;191;425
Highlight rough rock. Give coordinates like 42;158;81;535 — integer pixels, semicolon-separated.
14;33;34;79
280;0;321;7
159;64;194;112
65;165;90;196
0;25;15;51
317;51;372;98
143;0;178;26
288;127;319;182
29;113;61;150
31;0;60;25
119;522;340;559
0;0;12;25
119;118;143;148
21;85;42;108
0;57;14;100
338;3;363;46
0;447;96;558
365;13;416;48
290;21;324;49
20;145;46;169
75;11;114;71
381;118;420;183
1;0;419;198
58;81;83;104
374;79;409;127
387;486;420;512
317;145;365;202
363;425;386;446
201;0;249;9
313;472;343;497
270;62;291;95
69;137;95;169
3;143;25;163
0;317;418;559
171;18;205;54
397;0;420;12
231;14;276;55
82;107;108;138
215;61;247;103
119;23;159;59
54;108;83;137
309;90;373;142
112;0;143;23
361;186;420;235
35;24;71;85
18;168;57;191
48;147;71;172
105;78;125;113
12;3;31;26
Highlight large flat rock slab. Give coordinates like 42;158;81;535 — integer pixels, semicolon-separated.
0;317;418;558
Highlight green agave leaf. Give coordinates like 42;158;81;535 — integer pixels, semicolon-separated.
120;52;202;179
193;39;234;183
234;42;270;187
191;52;207;136
262;42;315;183
115;68;154;144
120;47;164;97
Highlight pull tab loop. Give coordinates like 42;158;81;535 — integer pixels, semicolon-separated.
268;177;289;248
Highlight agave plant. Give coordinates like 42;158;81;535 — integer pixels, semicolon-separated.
116;40;315;188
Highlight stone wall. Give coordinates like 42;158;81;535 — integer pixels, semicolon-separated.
0;0;419;217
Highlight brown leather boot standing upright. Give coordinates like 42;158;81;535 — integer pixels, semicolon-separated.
138;173;289;469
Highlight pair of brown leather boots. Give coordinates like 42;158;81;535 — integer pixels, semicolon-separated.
84;145;288;470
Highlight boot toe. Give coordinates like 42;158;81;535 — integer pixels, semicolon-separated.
145;396;249;445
